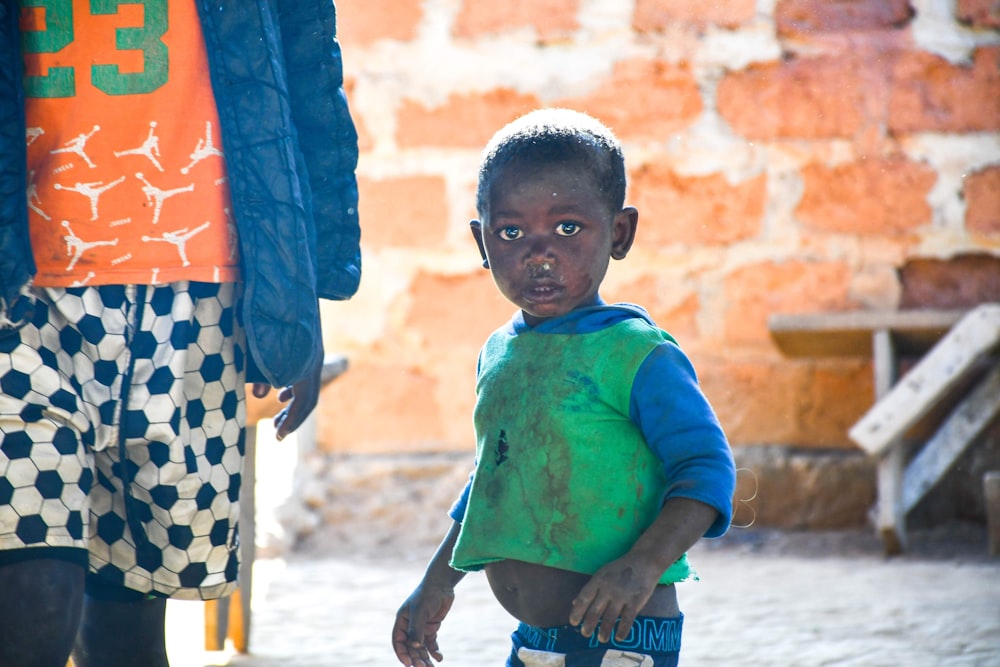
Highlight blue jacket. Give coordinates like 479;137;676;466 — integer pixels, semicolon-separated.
0;0;361;387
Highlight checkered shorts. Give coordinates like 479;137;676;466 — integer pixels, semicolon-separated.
0;282;246;600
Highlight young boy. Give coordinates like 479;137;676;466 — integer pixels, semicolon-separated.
391;109;735;667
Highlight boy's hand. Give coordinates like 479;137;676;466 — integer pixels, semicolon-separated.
569;498;719;643
568;554;662;643
251;354;323;440
391;585;455;666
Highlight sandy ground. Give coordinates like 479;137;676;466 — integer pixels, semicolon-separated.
162;523;1000;667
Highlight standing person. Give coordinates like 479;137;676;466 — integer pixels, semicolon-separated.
391;108;735;667
0;1;360;665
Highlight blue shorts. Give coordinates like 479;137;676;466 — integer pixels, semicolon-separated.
0;282;246;600
508;614;683;667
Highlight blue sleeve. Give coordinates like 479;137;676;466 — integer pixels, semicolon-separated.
448;466;475;522
630;342;735;538
450;348;487;522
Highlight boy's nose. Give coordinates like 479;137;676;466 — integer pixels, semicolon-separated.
523;237;554;262
525;255;555;276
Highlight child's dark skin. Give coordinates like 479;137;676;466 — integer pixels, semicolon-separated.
391;161;719;667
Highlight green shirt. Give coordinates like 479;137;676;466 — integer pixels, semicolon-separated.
451;317;692;584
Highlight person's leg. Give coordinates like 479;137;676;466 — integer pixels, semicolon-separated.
91;282;245;601
0;555;86;667
63;282;247;667
1;287;104;667
71;577;169;667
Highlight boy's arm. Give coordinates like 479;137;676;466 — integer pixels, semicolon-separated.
632;341;736;535
392;521;467;667
569;497;718;643
567;338;734;643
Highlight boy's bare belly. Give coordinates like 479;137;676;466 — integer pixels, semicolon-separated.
484;559;679;628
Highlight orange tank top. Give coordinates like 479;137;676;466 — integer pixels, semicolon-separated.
20;0;239;287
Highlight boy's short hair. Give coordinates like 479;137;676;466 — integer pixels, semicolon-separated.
476;108;627;222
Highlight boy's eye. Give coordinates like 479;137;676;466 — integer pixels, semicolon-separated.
497;226;522;241
556;222;581;237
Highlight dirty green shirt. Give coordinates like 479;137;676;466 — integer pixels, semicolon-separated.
450;313;693;584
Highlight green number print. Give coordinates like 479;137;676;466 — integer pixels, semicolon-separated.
91;0;168;95
20;0;168;98
21;0;75;98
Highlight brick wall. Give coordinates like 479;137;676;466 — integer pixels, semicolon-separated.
307;0;1000;455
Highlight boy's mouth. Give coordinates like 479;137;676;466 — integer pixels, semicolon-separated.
523;282;563;302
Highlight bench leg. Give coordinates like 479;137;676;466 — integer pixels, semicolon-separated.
227;588;247;653
985;471;1000;558
876;445;907;555
235;421;256;652
871;329;906;554
204;597;229;651
203;421;256;652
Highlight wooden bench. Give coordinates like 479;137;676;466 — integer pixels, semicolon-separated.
769;306;1000;554
768;309;967;359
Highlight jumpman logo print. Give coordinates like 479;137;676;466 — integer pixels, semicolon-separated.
142;221;211;267
26;127;44;147
115;121;163;172
61;221;119;271
136;172;194;225
180;121;224;174
26;170;51;220
51;125;101;168
54;176;126;221
71;272;96;287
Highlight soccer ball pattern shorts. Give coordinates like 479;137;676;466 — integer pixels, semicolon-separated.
0;282;246;600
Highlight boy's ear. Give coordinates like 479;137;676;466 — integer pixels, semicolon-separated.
611;207;638;260
469;220;489;268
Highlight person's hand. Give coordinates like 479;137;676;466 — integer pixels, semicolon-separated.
391;584;455;666
251;353;323;441
568;554;662;643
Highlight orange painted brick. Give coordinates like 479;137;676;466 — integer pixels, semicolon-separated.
717;55;867;140
607;275;701;343
629;165;766;246
697;359;804;445
899;254;1000;309
357;175;448;249
723;260;854;345
633;0;756;31
454;0;580;41
403;269;514;352
796;158;936;236
704;357;872;448
889;47;1000;134
336;0;422;47
965;165;1000;237
799;362;875;447
557;59;702;140
317;360;445;452
956;0;1000;29
396;89;542;149
775;0;913;36
344;79;374;152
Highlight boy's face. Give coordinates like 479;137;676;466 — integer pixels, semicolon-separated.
471;161;637;327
